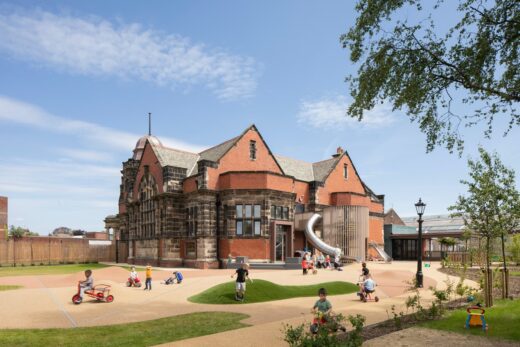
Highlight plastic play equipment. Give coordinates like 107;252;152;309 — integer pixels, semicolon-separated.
72;283;114;304
305;214;341;257
368;242;392;263
126;276;142;287
465;306;488;331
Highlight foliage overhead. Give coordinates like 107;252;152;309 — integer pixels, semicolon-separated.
342;0;519;154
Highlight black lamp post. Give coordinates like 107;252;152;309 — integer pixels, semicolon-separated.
415;198;426;288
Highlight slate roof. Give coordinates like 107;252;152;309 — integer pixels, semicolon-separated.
274;155;314;181
151;144;200;176
384;208;405;225
312;157;341;182
141;126;380;200
198;136;240;162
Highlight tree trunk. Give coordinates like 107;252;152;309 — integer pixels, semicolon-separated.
485;236;493;307
501;233;507;271
501;233;509;298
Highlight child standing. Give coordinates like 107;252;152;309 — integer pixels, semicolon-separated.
302;257;308;275
144;265;152;290
361;262;370;278
231;263;252;301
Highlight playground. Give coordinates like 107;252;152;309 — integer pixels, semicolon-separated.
0;260;474;346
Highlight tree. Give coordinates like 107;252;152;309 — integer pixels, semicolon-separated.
9;225;26;238
449;147;520;304
8;225;38;238
341;0;519;154
439;237;457;254
72;229;86;236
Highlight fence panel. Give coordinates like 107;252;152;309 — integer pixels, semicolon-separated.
0;237;115;266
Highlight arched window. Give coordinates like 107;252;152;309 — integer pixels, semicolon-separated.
138;173;158;239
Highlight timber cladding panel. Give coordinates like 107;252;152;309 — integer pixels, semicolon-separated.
0;237;115;266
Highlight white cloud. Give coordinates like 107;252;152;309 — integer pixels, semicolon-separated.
297;95;396;129
0;9;259;100
0;95;206;153
57;148;113;162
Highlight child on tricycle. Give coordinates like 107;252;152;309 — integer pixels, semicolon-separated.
310;288;346;334
357;274;379;302
72;269;114;304
127;266;142;287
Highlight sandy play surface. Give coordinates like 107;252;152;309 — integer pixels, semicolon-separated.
0;261;474;346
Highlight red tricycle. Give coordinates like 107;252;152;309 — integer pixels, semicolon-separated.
72;282;114;304
309;311;347;334
126;276;142;287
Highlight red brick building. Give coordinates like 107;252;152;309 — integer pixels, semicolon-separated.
108;125;384;268
0;196;7;238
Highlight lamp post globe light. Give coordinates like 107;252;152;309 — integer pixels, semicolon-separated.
415;198;426;288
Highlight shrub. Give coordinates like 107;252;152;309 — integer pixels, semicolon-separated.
387;305;404;330
283;313;365;347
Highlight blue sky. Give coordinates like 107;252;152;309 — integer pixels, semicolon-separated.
0;1;519;234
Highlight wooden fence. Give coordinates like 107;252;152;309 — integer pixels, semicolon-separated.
0;237;115;266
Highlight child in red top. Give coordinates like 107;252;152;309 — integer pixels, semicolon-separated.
302;258;308;275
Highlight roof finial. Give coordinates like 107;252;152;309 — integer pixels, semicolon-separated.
148;112;151;136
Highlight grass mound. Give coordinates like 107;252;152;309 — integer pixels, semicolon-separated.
0;312;249;347
421;299;520;342
188;279;358;304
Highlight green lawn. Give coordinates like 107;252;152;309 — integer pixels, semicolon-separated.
511;271;520;277
0;312;249;347
0;263;109;277
188;279;358;304
0;285;23;291
421;299;520;342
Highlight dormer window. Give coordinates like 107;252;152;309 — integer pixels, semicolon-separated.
249;140;257;160
343;164;348;179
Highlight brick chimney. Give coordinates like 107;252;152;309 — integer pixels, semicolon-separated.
332;146;344;158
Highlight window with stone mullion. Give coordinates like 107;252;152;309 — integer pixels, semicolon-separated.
236;204;261;237
138;174;157;239
186;206;198;237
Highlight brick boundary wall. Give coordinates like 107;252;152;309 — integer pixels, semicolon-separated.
0;237;115;266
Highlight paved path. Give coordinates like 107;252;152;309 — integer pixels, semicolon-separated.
0;261;476;347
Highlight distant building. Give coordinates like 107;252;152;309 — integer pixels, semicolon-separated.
385;210;466;260
85;231;109;240
0;196;7;238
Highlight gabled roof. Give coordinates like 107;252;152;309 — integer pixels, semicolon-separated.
198;136;240;162
312;157;341;182
384;208;405;225
150;143;200;176
197;124;285;174
275;155;315;181
136;126;381;200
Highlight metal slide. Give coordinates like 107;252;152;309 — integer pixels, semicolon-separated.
369;242;392;263
305;214;342;257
